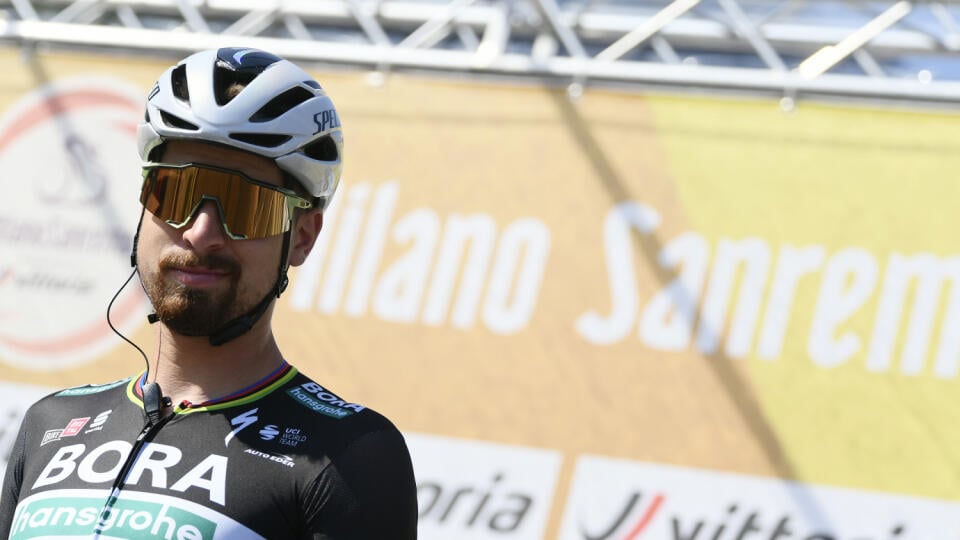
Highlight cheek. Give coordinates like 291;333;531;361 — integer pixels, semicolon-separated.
236;238;285;282
135;217;169;262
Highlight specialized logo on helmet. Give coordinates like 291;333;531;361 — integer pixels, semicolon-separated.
313;109;341;134
0;77;148;370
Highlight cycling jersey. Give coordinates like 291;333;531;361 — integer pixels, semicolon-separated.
0;365;418;539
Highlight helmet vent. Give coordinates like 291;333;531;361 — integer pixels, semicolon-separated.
160;111;199;131
304;135;338;161
250;87;315;123
230;133;292;148
214;60;259;106
171;64;190;102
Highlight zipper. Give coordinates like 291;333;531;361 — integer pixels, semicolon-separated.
91;411;173;538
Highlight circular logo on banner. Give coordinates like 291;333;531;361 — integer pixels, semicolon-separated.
0;77;149;370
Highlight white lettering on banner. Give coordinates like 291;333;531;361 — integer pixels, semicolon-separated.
578;202;960;379
290;181;552;335
575;202;660;345
808;249;877;368
756;245;826;360
866;253;960;378
32;441;228;505
292;186;960;379
405;432;562;540
559;456;960;539
639;232;708;351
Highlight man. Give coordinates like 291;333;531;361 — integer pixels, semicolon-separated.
0;48;418;539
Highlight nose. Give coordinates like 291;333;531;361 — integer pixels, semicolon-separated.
181;200;227;252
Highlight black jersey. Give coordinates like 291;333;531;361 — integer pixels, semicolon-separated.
0;366;418;539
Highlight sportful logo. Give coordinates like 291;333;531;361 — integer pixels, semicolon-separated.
83;410;111;434
0;78;148;370
286;382;364;419
40;417;89;447
559;457;960;540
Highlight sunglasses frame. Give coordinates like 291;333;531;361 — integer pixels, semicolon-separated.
140;162;313;240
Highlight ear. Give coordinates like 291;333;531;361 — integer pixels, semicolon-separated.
287;210;324;267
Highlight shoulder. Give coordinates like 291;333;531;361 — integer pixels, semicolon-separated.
276;373;418;538
22;376;133;417
14;376;136;448
273;371;407;458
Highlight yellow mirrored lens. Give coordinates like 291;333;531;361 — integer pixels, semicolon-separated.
140;165;296;239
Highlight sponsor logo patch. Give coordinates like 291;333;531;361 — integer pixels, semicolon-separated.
286;382;364;419
244;448;295;469
40;417;89;446
259;424;279;441
224;408;258;447
83;410;111;434
7;490;264;540
558;456;960;539
407;432;562;539
55;379;128;397
280;427;307;448
10;496;217;539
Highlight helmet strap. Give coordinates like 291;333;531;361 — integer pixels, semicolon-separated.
207;229;291;346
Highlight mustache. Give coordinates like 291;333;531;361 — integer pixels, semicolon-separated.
158;251;240;274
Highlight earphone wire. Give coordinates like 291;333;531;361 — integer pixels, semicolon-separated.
106;266;150;376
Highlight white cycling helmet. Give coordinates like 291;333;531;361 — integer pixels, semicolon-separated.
137;47;343;210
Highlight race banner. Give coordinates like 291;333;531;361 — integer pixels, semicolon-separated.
0;47;958;538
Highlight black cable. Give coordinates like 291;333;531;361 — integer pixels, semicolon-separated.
106;266;150;372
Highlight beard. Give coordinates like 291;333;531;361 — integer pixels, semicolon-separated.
141;250;245;337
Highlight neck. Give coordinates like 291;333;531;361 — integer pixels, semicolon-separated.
146;315;285;410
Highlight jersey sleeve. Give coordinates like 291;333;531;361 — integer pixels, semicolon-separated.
0;414;29;538
304;427;418;539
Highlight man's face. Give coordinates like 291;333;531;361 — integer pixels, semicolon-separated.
136;140;289;337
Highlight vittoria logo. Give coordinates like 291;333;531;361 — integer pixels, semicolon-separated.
559;457;960;540
406;432;562;540
40;417;89;446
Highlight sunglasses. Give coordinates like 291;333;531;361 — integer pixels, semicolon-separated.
139;163;313;240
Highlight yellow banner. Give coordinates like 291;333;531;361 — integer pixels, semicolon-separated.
1;48;958;537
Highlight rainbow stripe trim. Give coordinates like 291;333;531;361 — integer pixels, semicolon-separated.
126;363;298;415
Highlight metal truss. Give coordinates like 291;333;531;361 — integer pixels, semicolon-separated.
1;0;960;108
